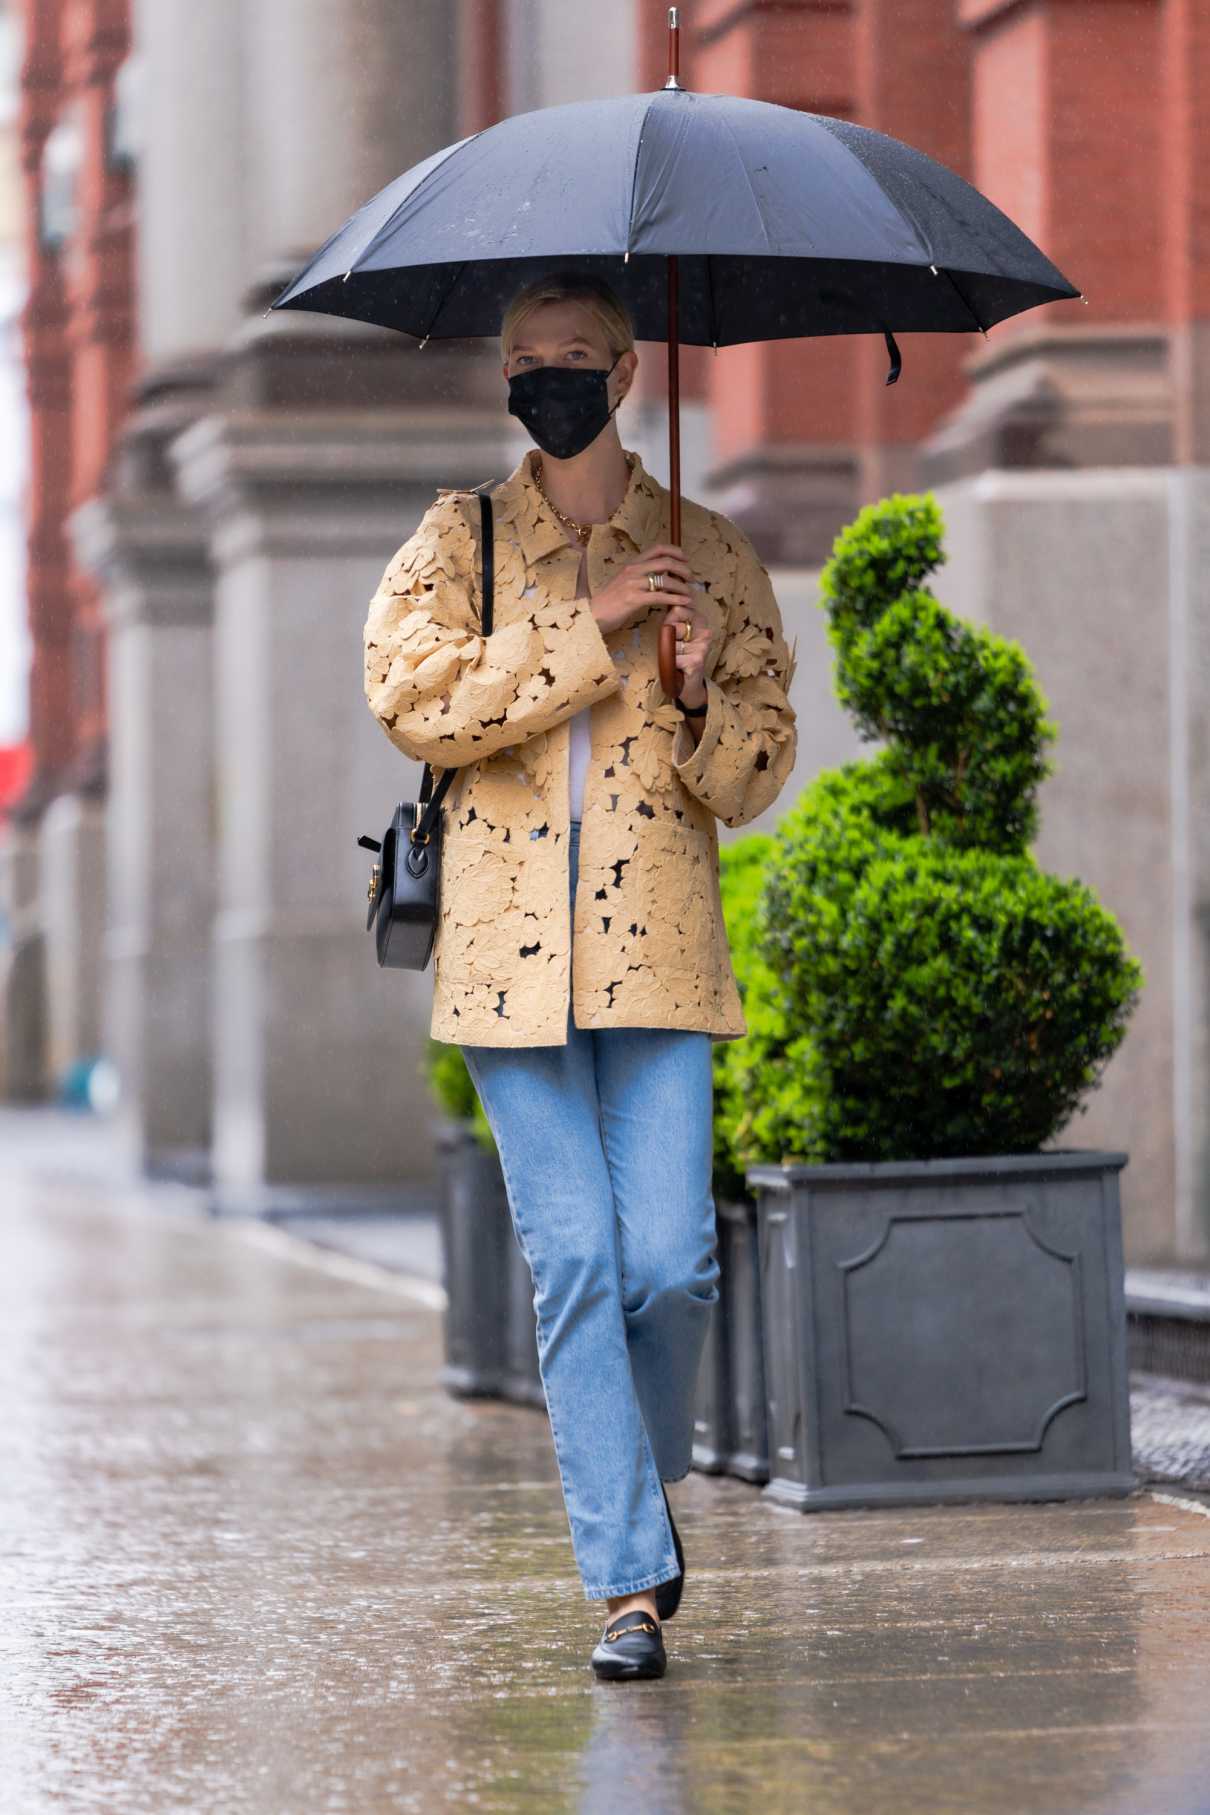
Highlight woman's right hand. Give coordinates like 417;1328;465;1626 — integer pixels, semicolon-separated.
589;543;694;636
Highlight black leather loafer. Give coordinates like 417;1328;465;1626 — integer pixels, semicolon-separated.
654;1483;685;1621
590;1608;667;1680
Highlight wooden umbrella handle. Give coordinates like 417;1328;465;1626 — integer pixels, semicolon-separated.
658;619;682;698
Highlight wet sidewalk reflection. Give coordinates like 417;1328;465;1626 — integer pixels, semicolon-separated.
3;1145;1210;1813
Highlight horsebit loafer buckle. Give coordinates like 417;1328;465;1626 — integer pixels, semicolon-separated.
604;1618;659;1642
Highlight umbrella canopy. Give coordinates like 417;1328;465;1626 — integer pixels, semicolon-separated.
272;12;1080;701
269;85;1081;353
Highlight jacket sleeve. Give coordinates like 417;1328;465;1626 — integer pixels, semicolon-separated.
671;519;798;828
364;492;621;768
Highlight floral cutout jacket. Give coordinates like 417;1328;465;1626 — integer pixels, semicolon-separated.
363;445;798;1047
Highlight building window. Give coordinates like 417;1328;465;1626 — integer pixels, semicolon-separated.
0;8;24;132
39;102;83;253
107;52;141;173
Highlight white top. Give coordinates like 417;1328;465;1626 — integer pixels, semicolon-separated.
568;706;591;822
568;539;592;822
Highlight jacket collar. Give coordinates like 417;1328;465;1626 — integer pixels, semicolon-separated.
492;445;667;567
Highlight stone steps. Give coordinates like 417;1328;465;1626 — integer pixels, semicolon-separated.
1126;1267;1210;1385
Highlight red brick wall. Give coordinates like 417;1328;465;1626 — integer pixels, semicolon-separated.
15;0;133;813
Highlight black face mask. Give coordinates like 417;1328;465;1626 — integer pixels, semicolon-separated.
507;353;623;460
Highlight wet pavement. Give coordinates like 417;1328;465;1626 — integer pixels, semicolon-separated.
4;1117;1210;1812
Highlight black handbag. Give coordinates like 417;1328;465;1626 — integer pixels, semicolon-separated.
357;486;495;969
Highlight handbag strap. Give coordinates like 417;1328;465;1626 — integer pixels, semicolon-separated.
413;486;495;843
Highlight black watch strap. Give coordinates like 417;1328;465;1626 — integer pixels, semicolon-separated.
677;695;708;717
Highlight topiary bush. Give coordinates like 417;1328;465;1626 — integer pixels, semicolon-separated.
752;491;1145;1165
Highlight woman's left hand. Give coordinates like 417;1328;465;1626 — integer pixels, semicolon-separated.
662;601;713;708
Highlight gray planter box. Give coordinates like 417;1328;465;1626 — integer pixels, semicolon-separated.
691;1279;730;1473
692;1196;769;1481
746;1149;1136;1511
436;1119;512;1398
436;1118;544;1408
502;1221;545;1408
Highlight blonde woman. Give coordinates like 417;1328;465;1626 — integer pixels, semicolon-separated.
364;271;797;1681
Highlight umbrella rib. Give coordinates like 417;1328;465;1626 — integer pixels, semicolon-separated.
814;119;937;267
624;94;660;258
343;133;481;280
807;122;986;336
934;263;987;335
417;263;468;347
717;110;772;254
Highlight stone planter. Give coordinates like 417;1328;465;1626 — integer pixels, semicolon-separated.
691;1299;730;1473
692;1195;769;1482
435;1119;512;1398
435;1118;544;1408
502;1220;545;1408
746;1150;1136;1511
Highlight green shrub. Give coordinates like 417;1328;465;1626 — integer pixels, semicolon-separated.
425;1037;496;1152
748;491;1145;1165
714;835;775;1200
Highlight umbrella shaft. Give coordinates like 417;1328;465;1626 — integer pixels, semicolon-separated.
667;254;680;546
658;251;684;702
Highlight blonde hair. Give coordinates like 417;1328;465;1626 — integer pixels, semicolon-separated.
500;271;636;369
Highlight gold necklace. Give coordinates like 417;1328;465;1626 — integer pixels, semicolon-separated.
534;452;635;546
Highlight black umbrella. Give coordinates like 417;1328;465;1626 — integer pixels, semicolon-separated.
270;6;1081;695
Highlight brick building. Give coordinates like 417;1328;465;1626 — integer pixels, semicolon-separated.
2;0;132;1098
3;0;1207;1261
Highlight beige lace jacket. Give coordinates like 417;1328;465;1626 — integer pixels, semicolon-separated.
363;445;798;1047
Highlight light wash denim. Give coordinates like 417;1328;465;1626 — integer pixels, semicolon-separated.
460;818;721;1601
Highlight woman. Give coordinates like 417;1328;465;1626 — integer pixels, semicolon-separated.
364;271;798;1681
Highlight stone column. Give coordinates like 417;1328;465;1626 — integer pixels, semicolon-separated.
39;791;106;1094
1165;469;1210;1262
921;0;1167;484
242;0;452;285
155;0;463;1203
923;469;1185;1265
18;0;137;1118
132;0;249;370
71;442;215;1177
693;0;862;563
76;0;248;1171
916;0;1210;1265
849;0;972;506
7;0;73;1103
170;408;509;1196
0;827;47;1101
1161;0;1210;1258
919;458;1210;1272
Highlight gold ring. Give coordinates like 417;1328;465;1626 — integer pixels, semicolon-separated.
680;622;691;642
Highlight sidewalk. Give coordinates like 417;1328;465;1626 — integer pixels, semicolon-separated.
3;1108;1210;1813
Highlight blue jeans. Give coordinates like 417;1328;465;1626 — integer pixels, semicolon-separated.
460;818;721;1601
